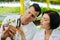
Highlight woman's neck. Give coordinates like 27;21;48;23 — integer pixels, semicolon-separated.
45;29;53;35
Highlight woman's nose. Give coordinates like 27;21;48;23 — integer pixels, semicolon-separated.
40;19;43;23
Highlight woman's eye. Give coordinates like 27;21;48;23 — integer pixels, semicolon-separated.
44;20;47;21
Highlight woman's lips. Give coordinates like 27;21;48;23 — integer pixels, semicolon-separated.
40;24;43;26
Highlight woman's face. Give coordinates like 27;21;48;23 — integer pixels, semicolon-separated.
40;13;50;29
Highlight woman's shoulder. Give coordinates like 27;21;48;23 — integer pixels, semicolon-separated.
34;29;45;36
52;29;60;36
51;29;60;39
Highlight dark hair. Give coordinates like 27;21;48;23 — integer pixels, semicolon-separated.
42;10;60;29
29;3;41;17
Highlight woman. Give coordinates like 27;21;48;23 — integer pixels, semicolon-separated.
33;10;60;40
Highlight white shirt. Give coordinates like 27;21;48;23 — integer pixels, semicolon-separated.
1;15;38;40
33;29;60;40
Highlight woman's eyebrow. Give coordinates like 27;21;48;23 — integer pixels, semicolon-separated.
43;17;49;20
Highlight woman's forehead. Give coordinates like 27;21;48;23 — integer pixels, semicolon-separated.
43;14;50;20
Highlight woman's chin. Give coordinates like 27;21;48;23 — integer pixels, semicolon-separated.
40;25;45;29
